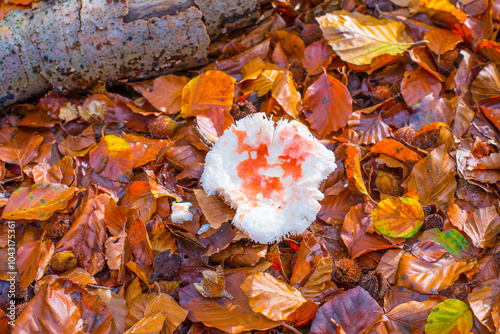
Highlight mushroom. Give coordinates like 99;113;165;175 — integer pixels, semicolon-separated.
171;202;193;224
201;113;336;243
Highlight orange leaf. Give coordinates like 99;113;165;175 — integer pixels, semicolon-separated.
93;289;128;333
194;188;235;229
302;40;333;75
55;194;110;275
143;293;188;333
370;139;422;164
397;252;476;294
122;132;167;169
345;144;368;195
89;134;134;183
384;300;440;333
424;29;463;55
130;75;188;114
128;218;154;269
14;276;112;333
304;72;353;137
0;130;43;168
471;63;500;103
2;183;78;221
401;67;442;107
180;70;236;117
272;30;306;62
58;125;95;157
468;279;500;332
179;272;278;333
241;272;306;321
272;70;303;118
463;206;500;249
17;232;54;289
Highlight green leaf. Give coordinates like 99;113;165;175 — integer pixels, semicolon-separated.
425;299;473;334
420;228;470;259
371;197;425;238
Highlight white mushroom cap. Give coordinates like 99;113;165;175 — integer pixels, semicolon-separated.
171;202;193;224
201;113;336;244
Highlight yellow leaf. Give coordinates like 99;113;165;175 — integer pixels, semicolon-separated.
317;10;414;65
418;0;466;23
271;70;302;118
372;197;425;238
241;272;306;321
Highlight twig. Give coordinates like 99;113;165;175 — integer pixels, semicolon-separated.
281;322;302;334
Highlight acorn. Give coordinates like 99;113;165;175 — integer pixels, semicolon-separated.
148;115;178;138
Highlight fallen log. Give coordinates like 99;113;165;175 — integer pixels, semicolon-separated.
0;0;269;108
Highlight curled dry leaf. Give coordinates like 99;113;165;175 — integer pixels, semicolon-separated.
463;206;500;249
467;279;500;332
194;265;234;300
317;10;414;65
2;182;78;221
193;188;235;230
240;272;306;321
424;28;463;55
14;276;112;333
271;70;303;117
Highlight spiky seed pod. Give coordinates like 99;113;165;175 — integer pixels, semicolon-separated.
332;258;362;284
148;115;178;139
360;270;390;300
422;213;444;231
394;126;416;146
437;49;462;76
355;252;381;271
369;85;392;104
40;213;71;239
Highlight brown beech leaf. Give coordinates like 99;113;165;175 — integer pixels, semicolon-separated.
194;265;233;300
272;70;303;117
2;182;78;221
0;129;43;168
272;30;305;62
467;279;500;332
56;194;110;275
370;139;422;165
471;63;500;103
400;67;442;108
310;286;383;334
302;40;334;75
376;249;405;284
58;125;95;157
409;46;445;81
14;276;112;333
122;133;167;169
165;144;206;180
397;252;476;294
142;293;188;334
105;230;131;281
463;206;500;249
194;188;235;230
424;28;463;55
290;233;329;287
60;267;97;287
477;95;500;132
318;188;365;225
348;111;391;145
240;272;306;321
128;218;154;269
452;97;475;138
304;72;353;137
286;299;320;327
181;70;235;118
130;75;188;114
17;232;54;289
410;240;447;262
126;293;156;327
383;300;440;333
121;181;156;222
89;134;134;183
179;272;278;333
342;203;394;259
93;289;128;334
406;145;457;208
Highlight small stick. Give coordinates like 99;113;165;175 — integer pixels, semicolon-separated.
193;124;214;148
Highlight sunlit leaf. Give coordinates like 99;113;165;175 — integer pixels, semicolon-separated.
89;134;134;183
419;228;471;259
468;279;500;332
345;144;368;195
302;40;333;75
425;299;473;334
143;293;188;333
181;70;235;117
397;252;476;294
471;63;500;103
317;10;414;65
384;300;440;333
271;70;302;117
424;29;463;55
241;272;306;321
93;289;128;333
372;197;425;238
304;72;352;137
17;232;54;289
130;75;188;114
2;183;78;221
14;276;112;333
370;139;422;164
418;0;466;22
0;130;43;168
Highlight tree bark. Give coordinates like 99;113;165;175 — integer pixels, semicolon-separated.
0;0;269;108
